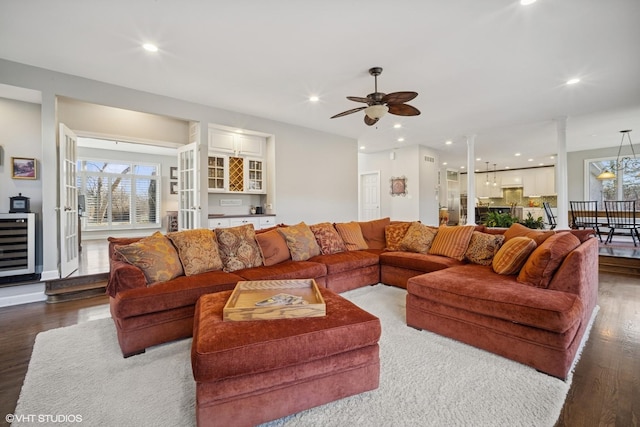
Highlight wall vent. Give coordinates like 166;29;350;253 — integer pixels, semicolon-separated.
424;156;435;163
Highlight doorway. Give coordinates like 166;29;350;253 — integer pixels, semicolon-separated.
359;171;381;220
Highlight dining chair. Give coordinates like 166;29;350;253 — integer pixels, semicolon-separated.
603;200;640;246
476;205;489;224
542;202;557;230
569;201;602;242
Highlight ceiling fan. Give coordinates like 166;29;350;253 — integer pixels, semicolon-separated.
330;67;420;126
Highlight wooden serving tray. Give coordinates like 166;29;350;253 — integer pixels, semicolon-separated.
223;279;326;321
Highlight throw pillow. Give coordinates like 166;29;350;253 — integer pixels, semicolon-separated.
215;224;263;272
358;217;391;249
517;232;581;288
492;236;537;275
114;231;184;284
504;223;555;246
278;222;321;261
428;225;476;261
465;231;506;266
334;222;368;251
384;222;412;251
309;222;346;255
399;222;438;254
167;229;223;276
255;229;291;266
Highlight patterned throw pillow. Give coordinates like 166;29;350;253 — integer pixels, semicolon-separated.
384;222;412;251
309;222;346;255
114;231;184;284
492;236;537;275
358;217;391;249
334;222;368;251
166;229;223;276
504;223;555;246
278;222;321;261
465;231;506;265
428;225;476;261
517;232;581;288
215;224;263;272
255;229;291;266
399;222;438;254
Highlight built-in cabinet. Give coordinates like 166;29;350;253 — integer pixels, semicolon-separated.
207;216;276;230
475;178;503;198
522;167;555;196
207;126;267;194
460;166;554;196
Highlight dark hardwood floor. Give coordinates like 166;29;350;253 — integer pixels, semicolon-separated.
0;272;638;427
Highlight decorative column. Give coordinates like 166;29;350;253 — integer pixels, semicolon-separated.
555;116;569;229
466;134;477;225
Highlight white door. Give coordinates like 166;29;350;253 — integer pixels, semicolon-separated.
58;124;79;277
360;171;381;220
177;142;200;230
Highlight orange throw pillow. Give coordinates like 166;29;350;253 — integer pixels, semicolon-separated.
399;222;438;254
428;225;475;261
492;236;537;275
358;217;391;249
255;229;291;266
517;232;581;288
334;222;368;251
384;222;412;251
504;223;555;246
115;231;184;284
167;229;223;276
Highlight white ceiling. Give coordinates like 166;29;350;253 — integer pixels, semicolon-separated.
1;0;639;170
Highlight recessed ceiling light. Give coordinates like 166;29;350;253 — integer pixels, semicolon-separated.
566;78;581;85
309;96;319;102
520;0;537;5
397;137;405;142
142;43;158;52
460;166;465;169
539;163;544;166
360;146;366;150
476;157;481;161
445;140;453;145
550;156;555;159
528;158;534;162
515;153;521;157
442;162;448;165
505;166;510;169
393;123;402;129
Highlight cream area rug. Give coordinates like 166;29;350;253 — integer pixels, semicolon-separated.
13;285;597;427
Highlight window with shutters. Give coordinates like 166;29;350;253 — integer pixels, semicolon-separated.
77;160;160;230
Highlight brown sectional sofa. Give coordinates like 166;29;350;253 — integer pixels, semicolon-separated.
107;219;598;380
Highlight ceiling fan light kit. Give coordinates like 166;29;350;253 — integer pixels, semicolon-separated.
330;67;420;126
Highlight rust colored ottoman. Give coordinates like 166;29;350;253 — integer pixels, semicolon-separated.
191;287;381;427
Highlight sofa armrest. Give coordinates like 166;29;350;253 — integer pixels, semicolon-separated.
107;259;147;297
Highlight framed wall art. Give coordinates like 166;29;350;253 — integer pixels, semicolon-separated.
170;167;178;180
11;157;37;180
390;176;407;196
170;181;178;195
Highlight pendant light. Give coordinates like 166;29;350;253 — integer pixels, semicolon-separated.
493;164;497;186
485;162;490;186
597;130;636;180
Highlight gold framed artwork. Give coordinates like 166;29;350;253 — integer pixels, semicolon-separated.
11;157;37;180
390;176;407;196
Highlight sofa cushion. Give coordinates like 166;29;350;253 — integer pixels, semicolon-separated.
465;231;505;266
399;222;437;254
358;217;391;249
114;231;184;284
335;222;368;251
112;269;243;319
406;264;583;334
492;236;537;275
517;232;581;288
428;225;475;261
380;251;465;273
504;223;555;246
255;229;291;266
167;229;223;276
234;260;327;282
278;222;322;261
309;222;347;255
384;222;412;251
309;250;379;275
215;224;264;272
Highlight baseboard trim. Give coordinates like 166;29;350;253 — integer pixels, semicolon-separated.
0;283;47;307
40;269;60;282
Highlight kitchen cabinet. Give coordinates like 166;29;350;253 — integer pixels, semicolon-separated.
208;216;277;230
208;127;265;157
207;155;227;192
523;167;555;196
500;170;523;188
475;177;502;198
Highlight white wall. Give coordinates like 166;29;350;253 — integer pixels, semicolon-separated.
0;58;357;304
358;145;439;225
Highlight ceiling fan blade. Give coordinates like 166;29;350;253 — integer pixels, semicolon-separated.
364;115;379;126
346;96;371;104
382;91;418;105
388;103;421;116
330;106;367;119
